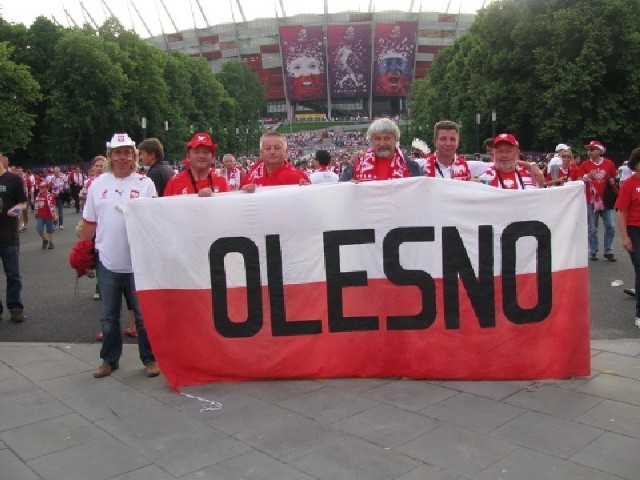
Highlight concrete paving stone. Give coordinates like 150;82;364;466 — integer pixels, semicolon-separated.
502;384;603;420
182;450;315;480
591;351;640;379
12;355;93;382
62;382;161;421
395;424;516;477
291;434;419;480
0;362;21;381
538;375;595;391
235;415;345;463
571;432;640;480
0;375;43;404
27;435;150;480
97;406;250;477
574;399;640;439
277;385;379;424
575;373;640;406
229;378;325;402
0;344;74;366
0;413;107;460
361;379;458;412
331;403;440;448
37;370;118;401
491;411;604;459
317;377;393;394
421;392;526;434
187;391;301;435
0;390;72;432
475;447;621;480
55;343;103;364
111;465;177;480
0;448;39;480
591;339;640;357
432;380;534;401
396;465;469;480
115;369;169;394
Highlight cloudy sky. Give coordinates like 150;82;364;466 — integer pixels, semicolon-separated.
1;0;492;37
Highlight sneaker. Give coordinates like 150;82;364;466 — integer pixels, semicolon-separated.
59;225;64;230
624;288;636;297
589;253;598;261
9;309;25;323
93;293;100;300
636;317;640;328
42;239;48;249
144;362;161;377
604;253;617;262
95;331;104;341
47;242;54;250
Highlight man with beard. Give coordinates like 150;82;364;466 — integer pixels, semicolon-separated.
163;133;229;197
479;134;539;189
353;118;409;181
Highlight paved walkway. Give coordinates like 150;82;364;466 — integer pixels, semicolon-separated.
1;339;640;479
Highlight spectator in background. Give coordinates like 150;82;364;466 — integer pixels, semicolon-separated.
545;148;581;187
34;181;58;250
49;167;67;230
310;149;339;184
220;154;247;191
138;138;173;197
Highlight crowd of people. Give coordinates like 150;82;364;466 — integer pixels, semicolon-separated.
2;116;639;379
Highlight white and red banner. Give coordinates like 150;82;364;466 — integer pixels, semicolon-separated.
125;178;590;390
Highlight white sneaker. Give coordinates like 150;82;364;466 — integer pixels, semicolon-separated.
635;318;640;328
93;293;100;300
59;225;64;230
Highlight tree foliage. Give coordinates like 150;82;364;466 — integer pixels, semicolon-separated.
409;0;640;156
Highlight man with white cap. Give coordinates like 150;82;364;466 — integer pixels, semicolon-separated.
79;133;160;378
580;140;618;261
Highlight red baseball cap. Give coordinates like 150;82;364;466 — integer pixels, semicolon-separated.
492;133;520;148
584;140;606;153
187;132;217;155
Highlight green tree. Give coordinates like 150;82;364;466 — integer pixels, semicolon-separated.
0;42;42;153
216;60;266;125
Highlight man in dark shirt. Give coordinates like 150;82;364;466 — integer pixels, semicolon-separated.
0;155;28;323
138;138;174;197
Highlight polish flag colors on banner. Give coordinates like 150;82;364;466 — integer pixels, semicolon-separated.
125;178;590;390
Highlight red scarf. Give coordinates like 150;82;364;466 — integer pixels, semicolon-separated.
355;147;407;180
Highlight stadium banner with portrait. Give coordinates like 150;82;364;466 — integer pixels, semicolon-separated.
327;24;372;98
279;25;327;101
125;178;591;390
373;22;418;97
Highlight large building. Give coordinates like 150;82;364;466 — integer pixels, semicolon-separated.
145;10;475;121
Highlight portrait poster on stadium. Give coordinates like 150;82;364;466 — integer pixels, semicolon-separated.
327;24;372;98
280;25;327;101
373;22;418;97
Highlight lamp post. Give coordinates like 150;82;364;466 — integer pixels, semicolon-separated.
491;109;496;138
235;127;240;156
476;113;481;153
190;124;194;135
141;116;147;141
163;120;169;162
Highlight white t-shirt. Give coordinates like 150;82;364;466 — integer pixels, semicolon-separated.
83;172;156;273
309;170;339;184
467;160;491;178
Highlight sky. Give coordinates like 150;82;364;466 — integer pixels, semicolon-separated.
1;0;492;37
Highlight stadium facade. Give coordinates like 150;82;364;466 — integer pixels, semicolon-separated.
145;10;476;121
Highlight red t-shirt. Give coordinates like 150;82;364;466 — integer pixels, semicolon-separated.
580;158;617;202
164;169;230;196
615;174;640;227
545;164;581;183
35;192;56;220
241;161;310;187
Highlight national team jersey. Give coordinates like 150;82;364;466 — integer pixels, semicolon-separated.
615;174;640;227
241;161;311;187
424;154;471;181
35;192;56;220
580;158;617;202
164;169;230;196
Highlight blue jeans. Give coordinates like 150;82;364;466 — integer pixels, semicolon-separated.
627;226;640;318
587;204;615;255
0;245;23;315
96;259;154;367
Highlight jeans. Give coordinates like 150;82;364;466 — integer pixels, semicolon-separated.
0;244;23;315
96;259;154;367
55;195;63;227
627;226;640;318
587;204;615;255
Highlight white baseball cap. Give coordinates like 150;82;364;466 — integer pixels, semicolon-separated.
555;143;570;152
106;133;136;149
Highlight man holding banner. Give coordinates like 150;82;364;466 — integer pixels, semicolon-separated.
240;133;310;192
480;134;540;189
353;118;409;181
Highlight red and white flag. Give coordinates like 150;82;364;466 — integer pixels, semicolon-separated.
125;178;590;390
